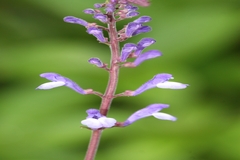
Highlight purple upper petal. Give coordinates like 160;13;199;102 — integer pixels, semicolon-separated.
87;27;106;43
133;73;173;96
125;22;142;37
133;16;152;23
133;50;161;66
124;104;169;126
40;72;86;94
86;109;103;119
94;3;103;8
93;13;108;23
125;4;139;11
132;26;152;36
135;38;156;56
126;11;139;18
84;9;95;14
82;109;116;129
88;57;104;67
120;43;137;62
63;16;88;27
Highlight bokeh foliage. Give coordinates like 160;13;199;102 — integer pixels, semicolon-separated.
1;0;240;159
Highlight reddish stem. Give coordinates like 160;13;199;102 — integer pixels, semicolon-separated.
84;12;120;160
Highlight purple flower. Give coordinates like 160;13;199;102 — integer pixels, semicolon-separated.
93;13;108;23
134;49;161;66
124;104;176;126
125;4;139;11
132;25;152;36
132;74;188;96
88;57;104;67
84;9;95;14
63;16;88;27
94;3;103;8
125;16;152;37
120;43;137;62
81;109;117;130
36;72;86;94
123;50;161;67
126;11;139;18
133;16;152;23
125;22;142;37
87;27;106;43
135;38;156;56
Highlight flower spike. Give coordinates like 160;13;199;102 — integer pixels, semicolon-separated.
124;104;176;126
36;72;86;94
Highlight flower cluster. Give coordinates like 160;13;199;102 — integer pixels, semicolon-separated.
36;0;188;130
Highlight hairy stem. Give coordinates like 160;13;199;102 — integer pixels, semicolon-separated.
84;12;120;160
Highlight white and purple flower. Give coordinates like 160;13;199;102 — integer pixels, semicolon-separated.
124;73;188;96
36;72;87;94
81;109;117;130
124;104;176;126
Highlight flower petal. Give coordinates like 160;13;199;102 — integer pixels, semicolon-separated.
156;81;189;89
86;109;103;119
84;9;95;14
125;22;142;37
87;27;106;43
39;72;86;94
126;11;139;18
88;57;104;67
133;73;173;96
133;16;152;23
135;38;156;56
152;112;177;121
93;13;108;23
133;50;161;66
81;118;102;129
63;16;88;27
98;117;117;128
132;26;152;36
124;104;169;126
36;81;65;90
120;43;137;62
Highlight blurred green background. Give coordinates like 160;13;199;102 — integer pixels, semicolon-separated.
1;0;240;160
